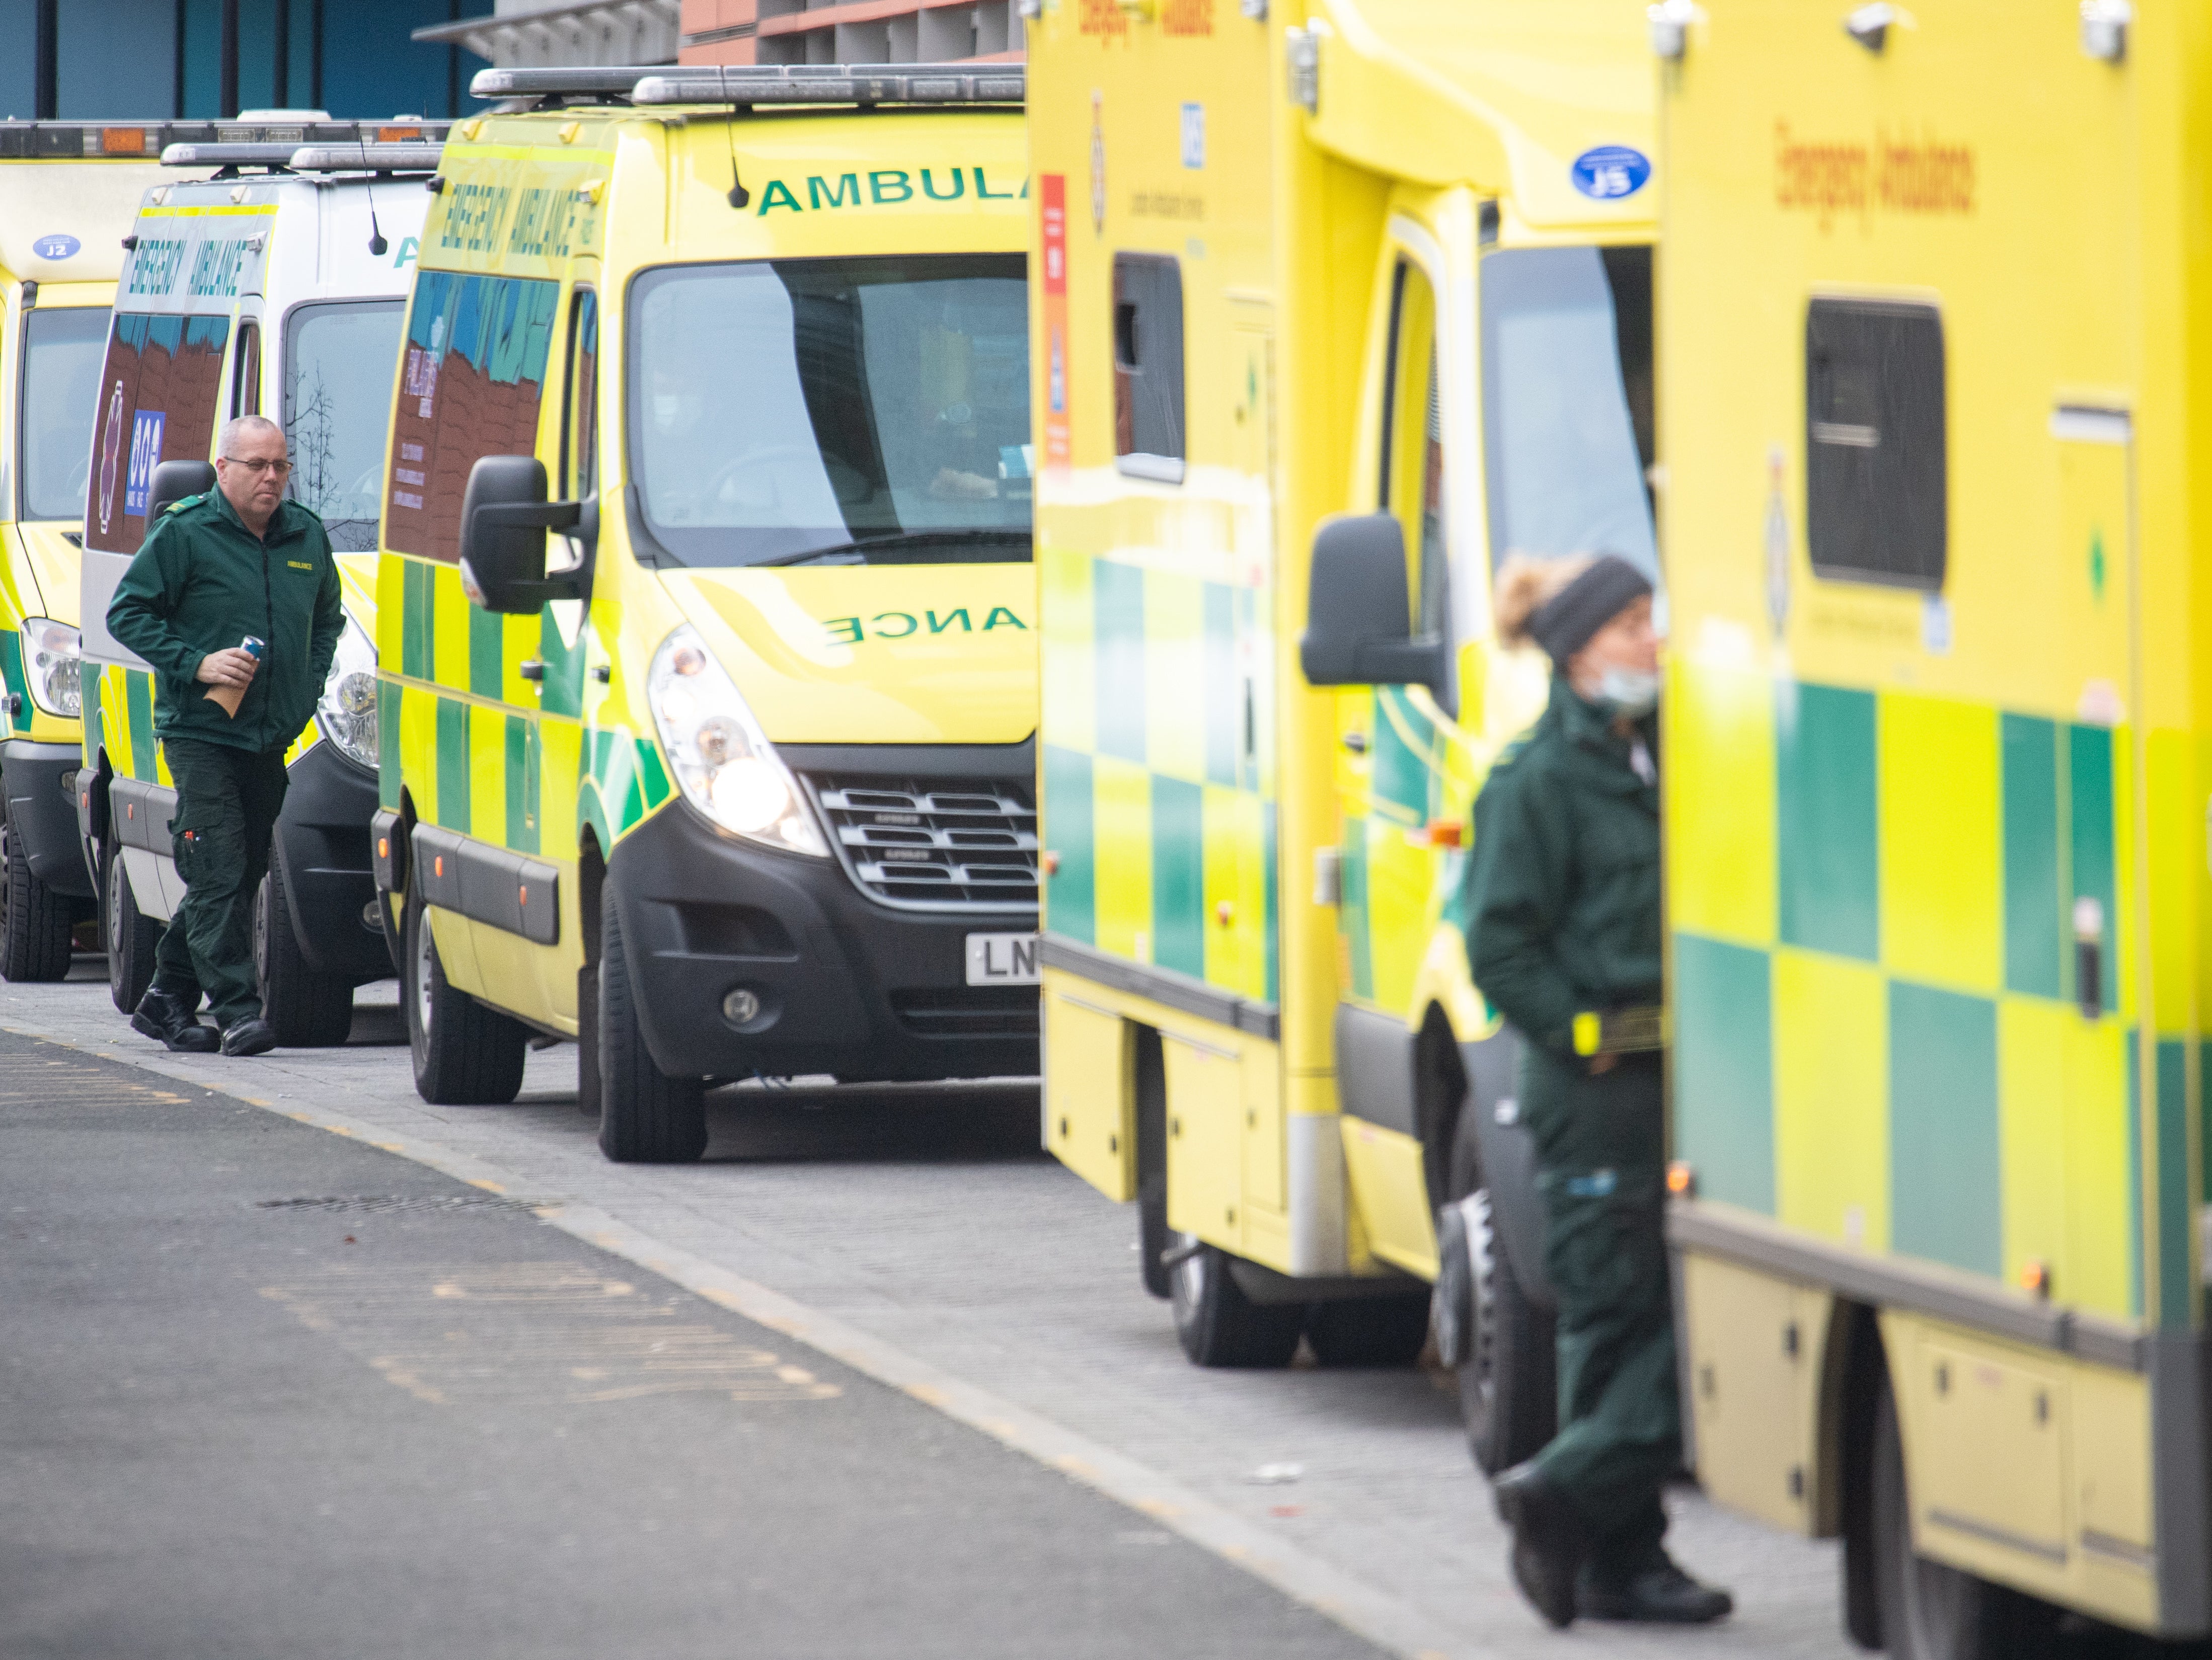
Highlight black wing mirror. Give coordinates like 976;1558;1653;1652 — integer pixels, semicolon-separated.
456;454;594;614
147;459;217;524
1299;512;1447;688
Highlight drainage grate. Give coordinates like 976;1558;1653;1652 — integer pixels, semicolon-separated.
256;1194;558;1216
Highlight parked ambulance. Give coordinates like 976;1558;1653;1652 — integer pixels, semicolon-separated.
1030;0;1655;1431
0;125;166;981
78;120;445;1043
372;65;1036;1159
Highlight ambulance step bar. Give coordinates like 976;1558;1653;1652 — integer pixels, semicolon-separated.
471;63;1024;109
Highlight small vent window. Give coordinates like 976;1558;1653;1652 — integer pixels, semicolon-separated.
1805;297;1946;590
1112;253;1184;483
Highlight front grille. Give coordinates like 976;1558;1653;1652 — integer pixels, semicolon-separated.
802;773;1038;912
889;986;1040;1038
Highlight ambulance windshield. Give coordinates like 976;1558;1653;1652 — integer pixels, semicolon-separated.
1478;246;1656;583
18;307;108;522
285;299;404;552
629;255;1030;567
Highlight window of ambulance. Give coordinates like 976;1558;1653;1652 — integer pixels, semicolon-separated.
627;255;1030;568
18;307;108;522
284;299;403;551
384;273;558;560
1477;247;1656;593
84;312;233;553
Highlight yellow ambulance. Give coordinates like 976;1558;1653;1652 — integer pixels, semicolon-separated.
0;125;165;982
372;66;1037;1159
1030;0;1657;1409
1658;1;2210;1649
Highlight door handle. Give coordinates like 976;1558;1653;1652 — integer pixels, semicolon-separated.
518;660;545;683
2073;897;2104;1019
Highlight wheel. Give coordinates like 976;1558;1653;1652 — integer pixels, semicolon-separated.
103;840;161;1014
1170;1236;1304;1368
402;883;526;1105
1872;1376;2048;1658
254;859;354;1046
595;885;706;1163
0;796;74;982
1305;1294;1432;1367
1452;1188;1557;1473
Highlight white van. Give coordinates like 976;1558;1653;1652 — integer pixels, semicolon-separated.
78;124;444;1044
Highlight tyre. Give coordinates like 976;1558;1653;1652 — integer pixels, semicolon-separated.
0;797;74;982
1871;1377;2048;1658
103;841;162;1014
1454;1188;1557;1473
254;859;354;1047
595;885;706;1163
402;884;526;1105
1305;1294;1431;1367
1170;1236;1304;1368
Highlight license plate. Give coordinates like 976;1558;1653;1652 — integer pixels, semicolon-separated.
965;931;1040;986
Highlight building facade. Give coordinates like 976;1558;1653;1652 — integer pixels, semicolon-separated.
676;0;1025;66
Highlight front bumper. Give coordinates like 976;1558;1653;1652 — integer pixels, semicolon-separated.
606;796;1039;1084
3;740;94;898
271;739;391;982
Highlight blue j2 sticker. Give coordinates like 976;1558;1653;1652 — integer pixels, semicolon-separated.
1570;146;1652;201
32;233;81;261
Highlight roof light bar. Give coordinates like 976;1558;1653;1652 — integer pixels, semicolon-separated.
633;64;1025;106
464;63;1025;109
0;121;203;160
159;121;448;171
469;65;658;101
288;142;444;174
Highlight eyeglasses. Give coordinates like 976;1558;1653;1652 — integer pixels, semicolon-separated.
221;456;293;477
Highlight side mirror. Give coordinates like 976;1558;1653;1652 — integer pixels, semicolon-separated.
1299;512;1447;688
147;459;216;523
457;454;588;614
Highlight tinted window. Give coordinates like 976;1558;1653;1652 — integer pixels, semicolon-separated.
385;273;558;561
1805;297;1946;590
285;300;404;553
85;311;233;553
17;306;107;522
628;255;1030;568
1479;246;1656;580
1112;253;1184;482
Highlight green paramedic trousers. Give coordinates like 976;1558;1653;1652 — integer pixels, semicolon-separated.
151;737;289;1028
1525;1048;1680;1571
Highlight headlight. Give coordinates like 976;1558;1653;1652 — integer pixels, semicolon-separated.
21;617;81;718
316;613;378;770
647;623;825;856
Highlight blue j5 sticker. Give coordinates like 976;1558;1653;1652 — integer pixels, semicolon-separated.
1571;146;1651;201
32;233;81;261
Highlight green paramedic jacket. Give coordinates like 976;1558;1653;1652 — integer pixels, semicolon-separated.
1464;675;1662;1062
105;490;344;755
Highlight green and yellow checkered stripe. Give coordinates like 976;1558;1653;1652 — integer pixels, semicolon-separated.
375;553;669;861
1041;547;1277;1004
85;661;320;787
1669;667;2194;1329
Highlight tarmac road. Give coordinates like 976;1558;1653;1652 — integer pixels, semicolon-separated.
0;1021;1377;1660
9;963;2181;1658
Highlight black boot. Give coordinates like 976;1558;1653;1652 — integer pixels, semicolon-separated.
1493;1462;1586;1629
1579;1553;1734;1624
131;986;217;1053
219;1016;276;1057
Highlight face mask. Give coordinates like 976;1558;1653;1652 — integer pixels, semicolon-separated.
1595;667;1660;719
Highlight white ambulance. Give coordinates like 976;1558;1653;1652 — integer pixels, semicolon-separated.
78;121;445;1044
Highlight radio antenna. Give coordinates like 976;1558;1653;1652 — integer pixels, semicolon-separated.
365;174;388;256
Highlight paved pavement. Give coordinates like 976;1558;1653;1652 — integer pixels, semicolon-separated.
3;961;1861;1659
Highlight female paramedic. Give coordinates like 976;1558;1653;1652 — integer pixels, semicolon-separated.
1464;552;1733;1631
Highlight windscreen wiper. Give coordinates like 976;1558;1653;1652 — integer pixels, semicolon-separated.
754;529;1031;568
